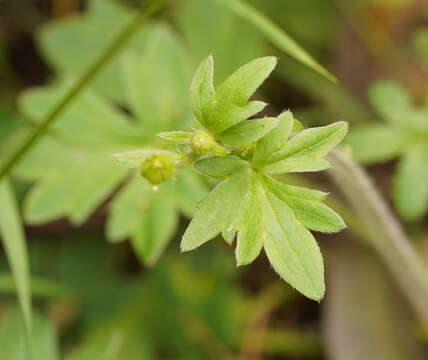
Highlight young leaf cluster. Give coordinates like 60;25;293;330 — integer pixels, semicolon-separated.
346;81;428;221
118;56;348;300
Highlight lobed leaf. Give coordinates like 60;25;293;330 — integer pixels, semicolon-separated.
181;171;250;252
260;175;325;300
263;175;345;233
262;122;347;173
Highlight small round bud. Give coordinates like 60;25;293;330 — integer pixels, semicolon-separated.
191;130;229;155
139;152;180;185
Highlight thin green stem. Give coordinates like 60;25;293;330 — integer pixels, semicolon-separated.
328;149;428;322
0;0;167;181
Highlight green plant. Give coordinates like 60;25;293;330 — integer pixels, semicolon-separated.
115;56;348;300
346;81;428;221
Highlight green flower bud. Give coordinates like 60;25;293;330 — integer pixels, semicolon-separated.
139;153;179;185
113;149;181;185
191;130;229;155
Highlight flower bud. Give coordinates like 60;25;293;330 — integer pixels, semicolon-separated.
191;130;229;155
113;149;181;185
139;152;180;185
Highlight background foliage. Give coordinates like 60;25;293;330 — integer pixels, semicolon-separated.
1;0;428;359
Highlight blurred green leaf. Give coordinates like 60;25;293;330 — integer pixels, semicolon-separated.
122;24;191;135
346;81;428;220
38;0;150;102
393;145;428;221
0;307;58;360
17;18;209;264
0;180;31;337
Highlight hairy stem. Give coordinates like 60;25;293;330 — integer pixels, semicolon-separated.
328;149;428;322
0;0;166;181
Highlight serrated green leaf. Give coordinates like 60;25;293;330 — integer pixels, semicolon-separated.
0;180;32;340
194;156;248;178
190;56;273;134
253;111;294;166
181;172;250;252
263;176;345;233
259;175;325;300
345;125;408;164
369;81;410;127
210;57;276;133
218;116;280;146
271;122;348;162
216;56;277;105
262;122;347;174
393;145;428;221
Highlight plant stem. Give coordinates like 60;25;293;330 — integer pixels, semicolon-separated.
328;149;428;322
0;0;167;182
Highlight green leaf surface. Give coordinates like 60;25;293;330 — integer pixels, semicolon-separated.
253;111;294;166
260;175;325;300
211;57;276;133
264;176;345;233
181;171;251;252
235;176;264;265
131;191;178;266
0;180;32;337
393;145;428;221
0;307;58;360
263;122;348;173
194;156;248;178
189;55;216;128
218;116;280;146
190;56;274;134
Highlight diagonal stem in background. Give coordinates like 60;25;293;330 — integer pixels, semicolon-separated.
328;149;428;322
0;0;167;182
